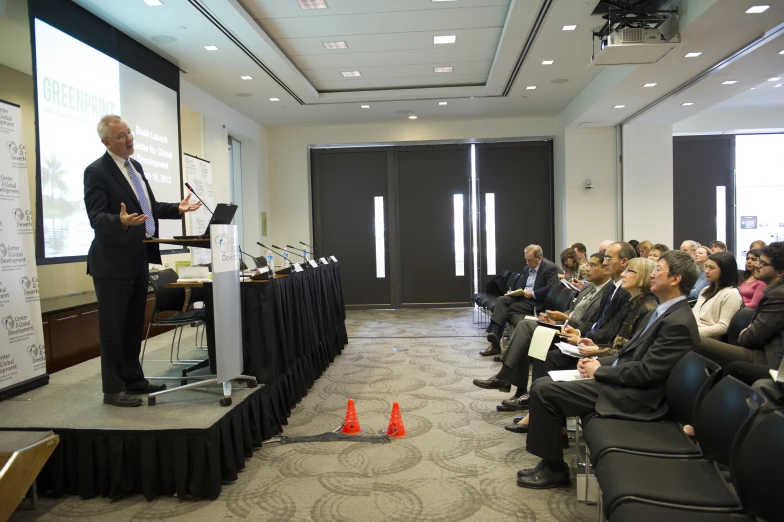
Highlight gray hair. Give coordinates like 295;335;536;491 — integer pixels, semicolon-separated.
524;244;543;258
682;240;700;250
660;250;700;295
614;241;637;261
599;240;614;250
97;115;124;139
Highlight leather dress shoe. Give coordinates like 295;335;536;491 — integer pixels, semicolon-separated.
513;415;525;423
103;391;142;407
126;380;167;394
486;331;500;345
479;344;501;356
517;460;545;478
505;422;529;434
492;356;503;363
499;394;529;411
516;463;570;489
472;376;511;392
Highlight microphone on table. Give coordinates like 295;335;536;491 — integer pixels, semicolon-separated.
299;241;330;263
239;244;266;268
286;245;317;267
257;242;294;274
184;182;213;214
274;244;311;270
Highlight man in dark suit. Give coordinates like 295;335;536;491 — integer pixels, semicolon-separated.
481;244;559;356
84;115;201;407
516;250;699;489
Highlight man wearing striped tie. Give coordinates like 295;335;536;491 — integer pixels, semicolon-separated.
84;115;201;407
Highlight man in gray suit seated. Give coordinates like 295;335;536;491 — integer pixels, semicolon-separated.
517;250;699;489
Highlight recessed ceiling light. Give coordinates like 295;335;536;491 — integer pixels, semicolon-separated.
562;25;577;31
298;0;327;9
269;98;280;102
204;45;219;51
684;52;702;58
341;70;361;77
682;102;694;106
776;84;784;88
236;93;252;97
143;0;164;6
434;35;456;45
439;101;448;105
434;66;453;73
643;83;657;87
722;80;738;85
614;105;625;109
470;96;475;99
746;5;769;13
542;60;554;65
240;75;252;80
323;41;348;49
526;85;537;90
360;104;370;108
768;77;781;81
409;115;418;120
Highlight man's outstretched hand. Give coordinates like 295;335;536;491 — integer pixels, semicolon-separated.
119;202;147;228
178;193;202;214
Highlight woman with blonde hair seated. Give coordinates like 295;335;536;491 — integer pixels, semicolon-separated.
693;251;743;339
637;240;653;259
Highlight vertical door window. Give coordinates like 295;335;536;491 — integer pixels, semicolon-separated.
454;194;465;276
374;196;386;278
485;193;496;275
715;186;726;244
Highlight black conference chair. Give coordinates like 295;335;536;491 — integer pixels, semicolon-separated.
595;376;766;520
140;269;207;370
608;410;784;522
726;307;754;346
554;286;577;313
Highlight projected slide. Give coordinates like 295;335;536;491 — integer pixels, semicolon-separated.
34;19;182;258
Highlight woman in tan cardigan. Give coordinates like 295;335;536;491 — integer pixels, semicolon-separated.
693;251;743;339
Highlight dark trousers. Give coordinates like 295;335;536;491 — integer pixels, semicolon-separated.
527;377;600;461
723;361;773;386
93;271;148;393
490;295;538;328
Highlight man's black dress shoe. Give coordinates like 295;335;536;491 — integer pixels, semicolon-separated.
493;356;503;362
126;380;167;394
516;463;570;489
500;394;529;410
486;331;500;345
472;376;510;392
505;423;529;434
479;345;501;356
517;460;545;478
104;391;143;407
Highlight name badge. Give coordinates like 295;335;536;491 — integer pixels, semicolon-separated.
319;257;329;265
293;263;304;272
329;255;338;262
309;260;319;268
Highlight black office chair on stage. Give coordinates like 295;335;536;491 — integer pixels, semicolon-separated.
140;269;207;370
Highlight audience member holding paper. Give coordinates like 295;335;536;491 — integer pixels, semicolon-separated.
473;252;612;410
515;250;699;489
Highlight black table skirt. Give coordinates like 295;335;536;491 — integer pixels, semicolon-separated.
33;263;347;500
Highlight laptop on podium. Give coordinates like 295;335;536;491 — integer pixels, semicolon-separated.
173;203;238;240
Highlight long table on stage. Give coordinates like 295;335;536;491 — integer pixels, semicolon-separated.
0;259;347;501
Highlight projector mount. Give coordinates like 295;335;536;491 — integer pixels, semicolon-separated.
591;0;679;63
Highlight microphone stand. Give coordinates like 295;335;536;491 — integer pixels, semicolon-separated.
257;242;293;275
299;241;330;264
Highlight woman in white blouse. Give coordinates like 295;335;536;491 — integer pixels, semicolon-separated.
693;251;743;339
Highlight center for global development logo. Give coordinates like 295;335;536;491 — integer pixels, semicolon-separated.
214;233;229;253
19;276;38;299
0;242;26;266
6;141;18;155
5;141;26;168
27;343;46;368
12;207;32;232
2;313;33;339
2;315;14;330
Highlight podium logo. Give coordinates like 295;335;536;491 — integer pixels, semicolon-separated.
214;234;229;253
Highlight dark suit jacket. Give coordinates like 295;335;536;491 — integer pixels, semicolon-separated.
588;285;632;346
522;258;559;307
84;152;180;279
568;281;614;331
592;298;699;421
737;278;784;367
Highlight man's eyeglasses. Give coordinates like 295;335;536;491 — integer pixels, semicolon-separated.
623;269;638;274
603;256;619;261
114;131;133;141
758;259;770;268
652;266;670;274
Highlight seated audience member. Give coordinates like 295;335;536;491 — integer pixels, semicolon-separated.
710;240;727;253
515;250;699;489
506;257;658;434
628;240;639;256
481;245;559;356
689;246;711;298
750;240;766;250
475;244;635;411
680;240;700;259
739;249;766;308
572;242;587;264
696;242;784;369
692;251;743;339
637;240;652;259
559;248;587;281
648;243;669;262
598;240;614;254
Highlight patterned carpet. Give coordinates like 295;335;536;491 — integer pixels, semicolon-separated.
11;308;593;521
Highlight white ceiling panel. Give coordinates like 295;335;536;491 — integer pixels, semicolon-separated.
289;46;498;69
303;61;491;80
239;0;511;20
313;74;489;92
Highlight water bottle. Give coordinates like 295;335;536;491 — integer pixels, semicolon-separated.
283;247;290;266
303;249;308;261
266;249;274;269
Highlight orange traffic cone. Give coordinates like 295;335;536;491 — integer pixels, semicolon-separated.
341;399;362;434
384;401;406;438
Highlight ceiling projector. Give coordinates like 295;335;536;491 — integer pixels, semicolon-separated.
591;8;680;66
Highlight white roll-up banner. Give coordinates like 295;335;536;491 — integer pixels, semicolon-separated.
0;100;48;398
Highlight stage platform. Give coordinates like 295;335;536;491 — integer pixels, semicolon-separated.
0;329;285;500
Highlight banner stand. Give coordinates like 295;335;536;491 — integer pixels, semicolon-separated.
0;99;49;401
147;225;256;406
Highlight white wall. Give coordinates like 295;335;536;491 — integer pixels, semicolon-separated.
622;123;674;246
267;117;557;250
673;106;784;135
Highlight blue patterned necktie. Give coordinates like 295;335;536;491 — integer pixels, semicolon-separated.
125;159;155;236
587;285;616;336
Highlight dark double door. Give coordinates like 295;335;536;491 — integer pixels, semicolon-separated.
311;142;553;308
